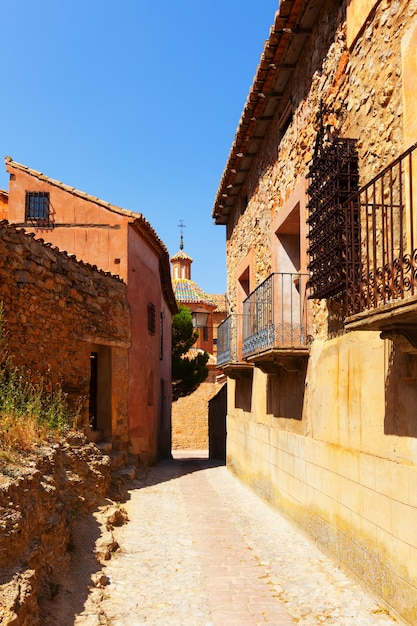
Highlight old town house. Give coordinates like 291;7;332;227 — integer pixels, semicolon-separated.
4;158;177;463
214;0;417;622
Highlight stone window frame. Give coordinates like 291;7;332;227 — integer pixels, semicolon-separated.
271;178;308;277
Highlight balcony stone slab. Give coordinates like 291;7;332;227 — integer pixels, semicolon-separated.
245;346;310;374
345;294;417;353
221;362;254;379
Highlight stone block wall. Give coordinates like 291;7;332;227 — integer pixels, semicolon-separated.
0;222;131;438
172;381;225;450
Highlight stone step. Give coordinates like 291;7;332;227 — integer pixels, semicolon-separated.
97;441;112;454
117;465;137;481
110;451;128;469
88;429;104;443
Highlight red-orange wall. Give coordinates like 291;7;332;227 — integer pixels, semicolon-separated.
127;226;172;459
6;164;129;280
0;191;8;220
6;161;172;463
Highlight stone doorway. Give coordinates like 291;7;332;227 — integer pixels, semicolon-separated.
89;346;112;439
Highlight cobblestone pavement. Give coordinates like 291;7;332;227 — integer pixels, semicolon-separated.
87;452;401;626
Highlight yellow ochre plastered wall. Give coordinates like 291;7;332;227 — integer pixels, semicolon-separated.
226;332;417;624
346;0;380;48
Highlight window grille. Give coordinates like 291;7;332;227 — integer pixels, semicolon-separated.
307;138;359;299
159;312;164;360
25;191;50;223
148;303;156;335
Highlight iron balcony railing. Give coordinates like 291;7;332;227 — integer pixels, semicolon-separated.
345;142;417;316
216;314;239;366
242;272;311;358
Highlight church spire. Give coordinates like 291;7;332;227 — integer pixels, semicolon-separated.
178;219;186;251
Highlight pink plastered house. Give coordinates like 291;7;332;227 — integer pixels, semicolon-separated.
4;156;177;463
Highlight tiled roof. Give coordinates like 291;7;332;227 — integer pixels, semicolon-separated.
171;249;193;262
212;0;325;224
4;157;178;315
207;293;227;312
172;278;216;307
5;156;141;219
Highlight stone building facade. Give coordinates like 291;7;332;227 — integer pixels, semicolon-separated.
214;0;417;622
4;158;177;463
0;221;130;445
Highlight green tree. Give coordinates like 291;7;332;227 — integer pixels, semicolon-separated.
172;305;209;401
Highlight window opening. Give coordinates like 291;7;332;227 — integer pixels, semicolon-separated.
25;191;50;224
89;352;98;430
148;303;156;335
159;312;164;360
307;117;359;299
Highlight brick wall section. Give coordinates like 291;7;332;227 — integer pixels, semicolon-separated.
0;222;131;435
172;381;225;450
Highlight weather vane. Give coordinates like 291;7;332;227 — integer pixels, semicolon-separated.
178;219;186;250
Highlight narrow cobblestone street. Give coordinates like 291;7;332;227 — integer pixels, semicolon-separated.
59;452;401;626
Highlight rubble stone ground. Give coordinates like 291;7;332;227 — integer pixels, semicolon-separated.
41;451;403;626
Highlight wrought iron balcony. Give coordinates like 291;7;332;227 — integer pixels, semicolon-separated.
241;272;312;372
217;314;237;366
345;142;417;348
216;314;253;378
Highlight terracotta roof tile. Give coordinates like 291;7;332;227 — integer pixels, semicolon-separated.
4;157;178;315
207;293;227;312
171;249;193;262
172;278;216;307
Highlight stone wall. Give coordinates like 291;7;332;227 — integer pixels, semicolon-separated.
172;381;225;450
220;0;417;622
226;0;416;307
0;221;130;441
0;434;110;626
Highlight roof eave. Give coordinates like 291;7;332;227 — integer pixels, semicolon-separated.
5;156;139;219
130;219;178;315
212;0;325;225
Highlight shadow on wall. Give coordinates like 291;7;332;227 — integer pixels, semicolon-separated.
38;511;103;625
235;376;253;412
266;360;307;420
385;341;417;437
209;383;227;462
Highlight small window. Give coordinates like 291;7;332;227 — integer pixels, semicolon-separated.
159;312;164;360
148;303;156;335
203;326;208;342
25;191;50;222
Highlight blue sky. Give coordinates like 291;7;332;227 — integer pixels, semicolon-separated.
0;1;278;294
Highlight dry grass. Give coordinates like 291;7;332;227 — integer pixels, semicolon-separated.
0;305;78;466
0;412;50;452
